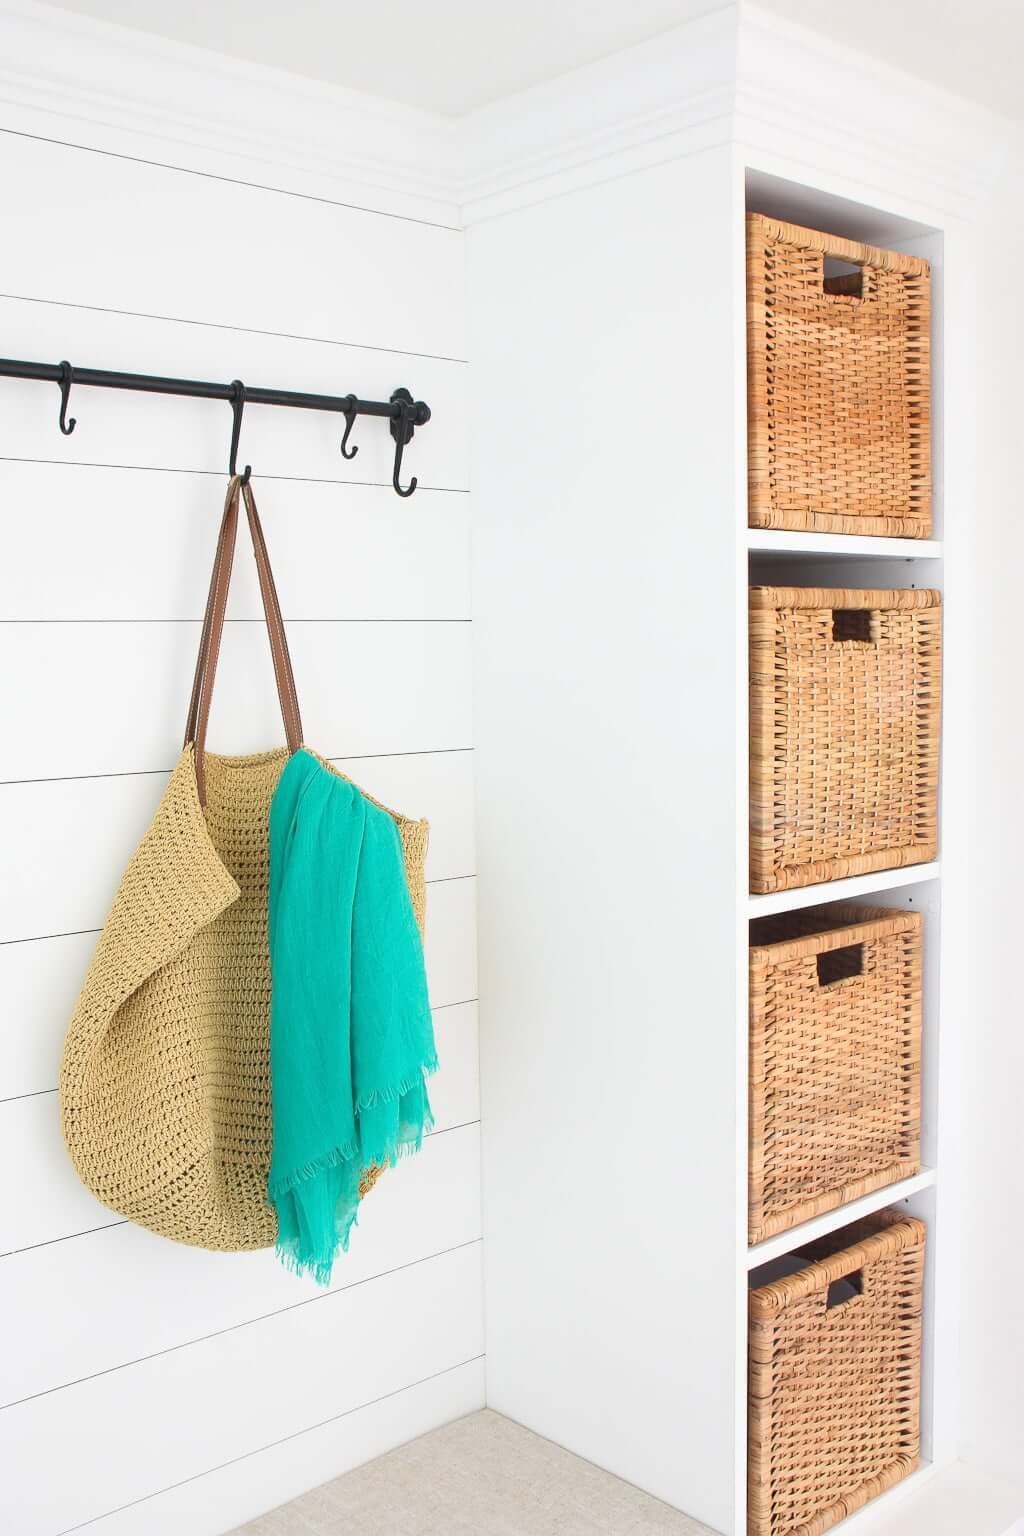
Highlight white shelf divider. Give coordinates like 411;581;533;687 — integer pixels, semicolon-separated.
747;1169;938;1270
748;862;940;918
747;529;943;560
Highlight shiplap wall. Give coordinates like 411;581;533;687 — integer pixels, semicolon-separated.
0;118;482;1535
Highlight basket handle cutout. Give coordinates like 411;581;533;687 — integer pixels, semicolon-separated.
826;1270;864;1309
816;943;864;987
823;256;864;299
832;609;874;644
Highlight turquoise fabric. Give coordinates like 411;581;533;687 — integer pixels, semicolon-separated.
266;750;436;1284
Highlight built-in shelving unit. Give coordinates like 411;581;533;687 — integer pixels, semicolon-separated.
472;28;977;1523
737;167;962;1535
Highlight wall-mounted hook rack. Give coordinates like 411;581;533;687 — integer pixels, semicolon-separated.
0;355;432;496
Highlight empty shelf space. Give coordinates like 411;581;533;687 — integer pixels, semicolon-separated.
747;529;943;560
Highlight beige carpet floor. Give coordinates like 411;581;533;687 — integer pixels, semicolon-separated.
233;1409;716;1535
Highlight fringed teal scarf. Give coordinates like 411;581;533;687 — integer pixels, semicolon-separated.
266;750;436;1284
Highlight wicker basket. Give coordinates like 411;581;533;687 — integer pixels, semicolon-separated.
750;586;941;894
747;214;931;538
748;905;922;1245
749;1210;925;1536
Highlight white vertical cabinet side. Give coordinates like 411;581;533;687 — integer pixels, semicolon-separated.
729;142;752;1534
918;218;970;1468
468;146;741;1535
967;155;1024;1485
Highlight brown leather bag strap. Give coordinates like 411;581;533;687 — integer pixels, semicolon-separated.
183;479;238;754
185;476;303;806
242;478;304;756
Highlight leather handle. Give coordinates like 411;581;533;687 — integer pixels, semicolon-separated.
185;476;303;806
183;480;237;755
242;479;303;757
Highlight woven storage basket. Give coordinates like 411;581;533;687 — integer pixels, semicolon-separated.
748;905;922;1245
747;214;931;538
749;586;941;894
749;1210;925;1536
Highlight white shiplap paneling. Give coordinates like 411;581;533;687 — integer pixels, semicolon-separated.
75;1358;486;1536
0;1241;484;1536
0;78;478;1536
1;1121;481;1406
0;132;465;361
0;459;471;620
0;619;472;781
425;999;480;1131
0;1092;118;1254
0;931;97;1100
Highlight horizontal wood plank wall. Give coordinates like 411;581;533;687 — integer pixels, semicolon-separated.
0;114;480;1536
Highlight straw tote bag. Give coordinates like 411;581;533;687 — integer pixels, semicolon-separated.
60;476;428;1252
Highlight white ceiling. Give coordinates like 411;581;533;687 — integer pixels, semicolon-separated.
46;0;1024;120
46;0;719;116
764;0;1023;121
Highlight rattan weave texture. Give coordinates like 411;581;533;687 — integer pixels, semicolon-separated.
747;214;931;538
748;905;922;1244
749;1210;925;1536
749;586;941;894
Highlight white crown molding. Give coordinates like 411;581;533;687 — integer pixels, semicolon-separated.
457;7;739;225
0;0;463;224
735;4;1008;223
0;0;1011;231
455;0;1008;228
980;128;1024;235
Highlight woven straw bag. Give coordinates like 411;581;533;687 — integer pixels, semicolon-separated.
60;477;428;1252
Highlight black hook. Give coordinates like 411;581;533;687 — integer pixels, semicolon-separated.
57;361;76;436
228;379;251;485
389;388;418;498
339;394;359;460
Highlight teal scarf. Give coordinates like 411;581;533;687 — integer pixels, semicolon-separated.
267;750;436;1284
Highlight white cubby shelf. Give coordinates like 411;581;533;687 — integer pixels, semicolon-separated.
747;529;943;560
747;1168;938;1270
747;861;941;918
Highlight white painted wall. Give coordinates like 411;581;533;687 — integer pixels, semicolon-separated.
467;140;743;1533
0;43;482;1536
964;134;1024;1488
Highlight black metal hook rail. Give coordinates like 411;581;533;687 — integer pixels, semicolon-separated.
0;355;432;497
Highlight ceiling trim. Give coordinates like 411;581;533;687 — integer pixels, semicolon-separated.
457;8;738;223
0;0;462;224
0;0;1010;230
735;4;1008;222
456;2;1007;226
